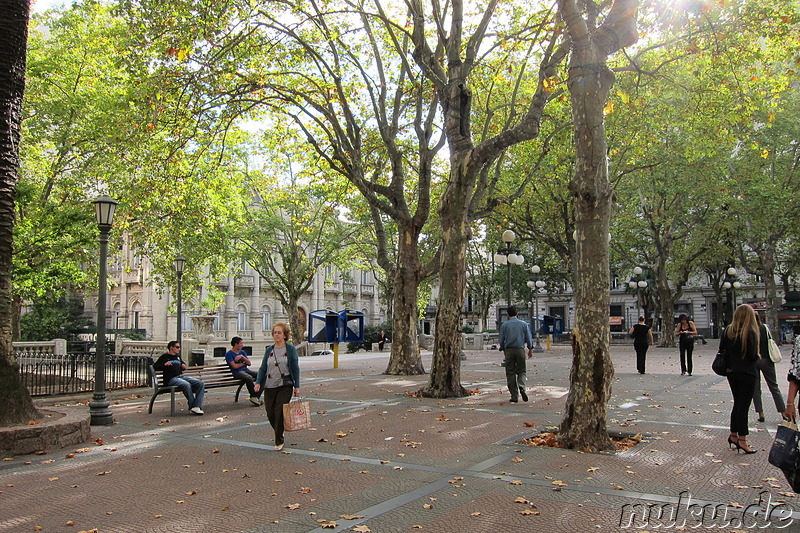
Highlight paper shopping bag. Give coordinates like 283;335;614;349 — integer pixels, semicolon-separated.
283;400;311;431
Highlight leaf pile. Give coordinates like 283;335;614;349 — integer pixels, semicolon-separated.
522;432;643;451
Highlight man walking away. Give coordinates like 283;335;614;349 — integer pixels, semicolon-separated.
498;306;534;403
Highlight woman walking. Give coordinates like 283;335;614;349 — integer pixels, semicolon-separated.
720;304;760;454
752;314;785;423
254;322;300;451
629;316;654;374
675;313;698;376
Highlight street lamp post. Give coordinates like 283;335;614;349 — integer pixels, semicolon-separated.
493;229;524;308
174;256;186;344
526;265;546;352
628;266;648;321
89;195;117;426
723;267;741;319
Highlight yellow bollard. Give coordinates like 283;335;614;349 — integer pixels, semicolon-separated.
546;334;551;350
333;342;339;369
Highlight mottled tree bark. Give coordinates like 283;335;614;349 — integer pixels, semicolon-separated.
557;0;638;451
0;0;39;425
384;224;425;375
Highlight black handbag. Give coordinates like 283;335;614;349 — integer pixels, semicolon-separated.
769;423;800;492
711;350;728;376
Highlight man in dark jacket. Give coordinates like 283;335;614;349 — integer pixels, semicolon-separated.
153;341;205;415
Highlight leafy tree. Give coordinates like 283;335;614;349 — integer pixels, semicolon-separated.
238;171;359;344
19;294;93;341
0;0;39;425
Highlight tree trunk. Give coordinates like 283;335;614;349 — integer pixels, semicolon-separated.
557;0;638;451
0;0;39;425
286;298;302;347
384;226;425;375
420;172;470;398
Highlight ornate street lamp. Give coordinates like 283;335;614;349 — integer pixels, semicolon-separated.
493;230;524;308
723;267;741;314
174;255;186;344
628;266;648;321
89;195;117;426
526;265;546;352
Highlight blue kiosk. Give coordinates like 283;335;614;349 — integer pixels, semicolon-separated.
308;309;365;368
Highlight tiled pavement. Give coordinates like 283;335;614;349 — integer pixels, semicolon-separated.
2;342;799;532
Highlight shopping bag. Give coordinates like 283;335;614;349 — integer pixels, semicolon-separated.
769;422;800;491
283;399;311;431
765;326;782;363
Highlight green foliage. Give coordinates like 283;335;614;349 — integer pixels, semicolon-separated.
19;295;93;342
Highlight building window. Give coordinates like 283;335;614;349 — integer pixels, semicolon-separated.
361;270;370;284
237;304;248;331
113;303;121;329
262;306;271;332
130;302;141;330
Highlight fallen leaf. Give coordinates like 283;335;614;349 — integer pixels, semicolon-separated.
286;503;301;510
353;526;371;532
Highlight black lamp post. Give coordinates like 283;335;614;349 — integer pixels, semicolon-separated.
89;195;117;426
628;266;648;321
493;229;524;308
526;265;546;352
723;267;741;319
174;255;186;344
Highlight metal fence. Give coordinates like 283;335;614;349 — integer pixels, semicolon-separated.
16;353;151;397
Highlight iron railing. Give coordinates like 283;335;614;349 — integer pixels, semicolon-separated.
16;353;150;397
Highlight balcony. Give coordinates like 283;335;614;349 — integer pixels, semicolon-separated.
360;284;374;296
324;282;340;293
235;275;255;288
123;268;143;285
342;282;357;294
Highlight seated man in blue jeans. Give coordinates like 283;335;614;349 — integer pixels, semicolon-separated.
153;341;205;415
225;336;262;406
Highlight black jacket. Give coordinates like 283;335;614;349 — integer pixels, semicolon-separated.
719;329;759;376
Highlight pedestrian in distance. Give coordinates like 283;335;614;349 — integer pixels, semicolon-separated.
254;322;300;451
153;340;205;415
629;315;654;375
752;315;785;423
675;313;698;376
225;336;263;406
378;330;388;351
781;326;800;422
498;306;534;403
720;304;760;454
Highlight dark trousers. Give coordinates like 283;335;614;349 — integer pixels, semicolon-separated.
233;368;261;398
264;386;293;445
753;358;786;413
634;342;648;373
504;348;526;400
727;372;757;436
679;341;694;374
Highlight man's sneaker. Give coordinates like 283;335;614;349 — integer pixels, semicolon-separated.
274;443;284;451
249;396;261;406
190;406;204;415
519;387;529;402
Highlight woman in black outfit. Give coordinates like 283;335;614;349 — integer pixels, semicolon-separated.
720;304;760;454
675;313;698;376
629;316;654;374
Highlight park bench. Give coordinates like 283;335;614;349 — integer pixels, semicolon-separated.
147;363;248;416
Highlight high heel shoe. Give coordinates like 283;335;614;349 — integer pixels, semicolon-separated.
728;435;739;449
737;438;757;454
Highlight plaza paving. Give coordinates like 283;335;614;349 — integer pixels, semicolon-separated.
2;342;799;532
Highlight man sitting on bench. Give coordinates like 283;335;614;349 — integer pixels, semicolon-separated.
153;341;205;415
225;336;263;406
